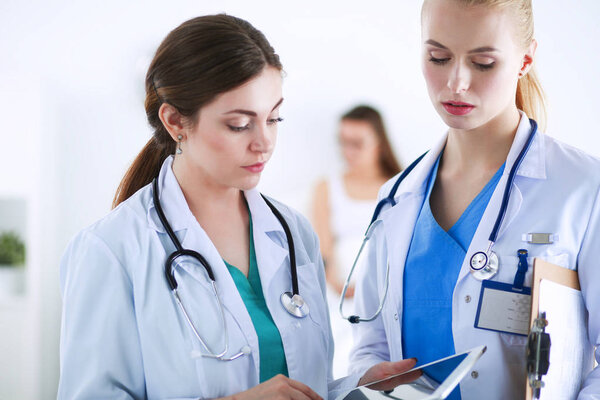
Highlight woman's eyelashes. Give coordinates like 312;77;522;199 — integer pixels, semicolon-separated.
473;61;495;71
228;123;251;132
429;55;450;65
267;117;284;125
428;54;495;71
227;117;284;132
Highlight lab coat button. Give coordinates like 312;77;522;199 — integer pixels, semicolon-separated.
394;313;398;320
471;371;479;379
465;295;472;303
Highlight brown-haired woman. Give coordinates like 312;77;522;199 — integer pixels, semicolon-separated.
58;15;417;400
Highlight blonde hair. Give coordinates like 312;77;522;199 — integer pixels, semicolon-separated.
425;0;548;131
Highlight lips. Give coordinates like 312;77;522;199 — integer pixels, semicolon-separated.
242;162;265;173
442;101;475;116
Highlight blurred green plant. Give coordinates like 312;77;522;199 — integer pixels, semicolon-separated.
0;231;26;266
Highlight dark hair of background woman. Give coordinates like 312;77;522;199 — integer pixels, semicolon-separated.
112;14;283;208
342;105;402;178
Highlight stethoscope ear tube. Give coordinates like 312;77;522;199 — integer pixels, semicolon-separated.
368;151;429;227
165;249;217;291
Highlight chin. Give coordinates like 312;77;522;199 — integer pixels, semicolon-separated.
438;109;481;131
236;176;261;191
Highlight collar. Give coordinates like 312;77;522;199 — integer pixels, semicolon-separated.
147;156;195;233
243;189;286;239
508;111;546;180
390;110;546;203
147;156;287;241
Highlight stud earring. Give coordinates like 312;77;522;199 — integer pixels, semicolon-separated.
176;135;183;155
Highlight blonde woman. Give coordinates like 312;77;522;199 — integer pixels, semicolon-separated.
350;1;600;399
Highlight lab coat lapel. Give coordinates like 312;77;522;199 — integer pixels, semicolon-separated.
244;189;289;299
382;134;448;313
456;113;546;283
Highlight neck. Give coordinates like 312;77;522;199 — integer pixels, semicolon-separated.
171;157;245;220
443;107;521;174
346;162;384;180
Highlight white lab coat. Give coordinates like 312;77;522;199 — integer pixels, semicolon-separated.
349;112;600;399
58;156;359;400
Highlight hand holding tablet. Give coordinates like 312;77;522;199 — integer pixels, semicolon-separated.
339;346;487;400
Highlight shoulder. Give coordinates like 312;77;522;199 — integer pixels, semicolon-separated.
61;183;154;274
313;178;331;201
543;134;600;187
313;178;329;198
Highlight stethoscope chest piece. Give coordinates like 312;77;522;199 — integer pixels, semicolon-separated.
281;292;309;318
469;250;499;280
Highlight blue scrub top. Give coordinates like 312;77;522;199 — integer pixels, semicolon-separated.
225;212;289;383
402;156;504;399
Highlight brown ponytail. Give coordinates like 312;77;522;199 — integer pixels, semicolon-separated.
112;14;282;208
112;137;176;208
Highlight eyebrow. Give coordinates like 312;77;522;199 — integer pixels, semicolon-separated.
223;97;284;116
424;39;498;54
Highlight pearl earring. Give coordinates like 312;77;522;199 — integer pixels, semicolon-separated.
176;135;183;155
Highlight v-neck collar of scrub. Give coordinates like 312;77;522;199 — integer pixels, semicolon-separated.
423;155;506;251
387;110;546;204
223;206;263;296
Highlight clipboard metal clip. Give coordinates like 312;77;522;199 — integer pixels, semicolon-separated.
527;312;551;399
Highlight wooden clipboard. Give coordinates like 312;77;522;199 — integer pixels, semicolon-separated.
529;258;580;330
526;258;582;400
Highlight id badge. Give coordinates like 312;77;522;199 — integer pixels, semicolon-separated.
474;280;531;336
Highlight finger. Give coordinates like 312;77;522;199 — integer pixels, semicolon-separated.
367;369;423;391
384;358;418;374
287;378;323;400
371;358;417;380
364;359;419;390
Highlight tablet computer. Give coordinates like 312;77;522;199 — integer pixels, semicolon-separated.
337;345;487;400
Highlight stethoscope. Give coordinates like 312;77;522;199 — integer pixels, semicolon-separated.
152;178;309;361
340;119;538;324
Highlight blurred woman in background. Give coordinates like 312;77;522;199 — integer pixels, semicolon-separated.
312;105;401;378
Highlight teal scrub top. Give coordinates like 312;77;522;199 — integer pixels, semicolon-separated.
224;212;289;383
402;156;504;400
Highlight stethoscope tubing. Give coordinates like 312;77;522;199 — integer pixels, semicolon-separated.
341;120;538;323
152;175;307;360
261;194;299;296
488;119;538;243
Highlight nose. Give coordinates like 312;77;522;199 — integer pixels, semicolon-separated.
250;123;275;153
447;61;470;94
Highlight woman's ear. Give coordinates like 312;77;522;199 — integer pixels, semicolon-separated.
519;39;537;78
158;103;186;142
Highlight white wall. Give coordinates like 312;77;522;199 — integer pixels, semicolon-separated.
1;1;599;398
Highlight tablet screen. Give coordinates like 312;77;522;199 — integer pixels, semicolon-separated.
358;351;468;389
339;346;486;400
